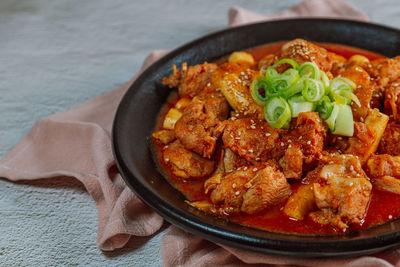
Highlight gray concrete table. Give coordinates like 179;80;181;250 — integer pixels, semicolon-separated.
1;0;399;266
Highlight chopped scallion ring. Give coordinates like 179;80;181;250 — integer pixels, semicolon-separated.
317;96;334;121
302;78;325;102
264;97;292;129
250;78;270;106
299;62;320;79
324;102;340;132
271;58;299;71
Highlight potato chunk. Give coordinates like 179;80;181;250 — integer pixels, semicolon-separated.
283;184;315;220
346;109;389;163
228;51;255;66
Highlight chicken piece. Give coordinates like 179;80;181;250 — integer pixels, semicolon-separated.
370;56;400;88
302;154;371;229
258;54;278;71
340;65;372;120
384;80;400;121
366;154;400;178
286;112;327;164
222;118;283;163
378;122;400;155
319;154;367;180
152;129;175;145
241;165;291;214
346;109;389;163
162;62;217;97
208;166;255;214
279;143;303;179
345;122;375;160
283;184;315;220
207;163;291;215
369;57;400;109
174;101;224;158
312;176;372;229
211;62;263;119
373;176;400;195
280;39;338;72
163;141;215;179
367;154;400;194
196;89;230;121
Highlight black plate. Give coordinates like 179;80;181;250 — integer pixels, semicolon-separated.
112;18;400;257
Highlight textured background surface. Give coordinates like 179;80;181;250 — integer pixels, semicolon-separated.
1;0;399;266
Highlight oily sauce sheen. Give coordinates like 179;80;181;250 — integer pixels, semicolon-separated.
153;42;400;235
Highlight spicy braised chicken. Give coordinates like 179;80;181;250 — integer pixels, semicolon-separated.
152;39;400;234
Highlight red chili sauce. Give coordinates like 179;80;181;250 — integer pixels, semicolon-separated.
153;42;400;235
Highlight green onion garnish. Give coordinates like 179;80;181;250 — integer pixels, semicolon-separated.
288;94;315;117
250;58;361;136
264;97;292;129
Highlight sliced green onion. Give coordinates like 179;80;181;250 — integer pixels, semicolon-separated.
320;72;330;92
324;102;340;132
342;90;361;107
288;94;315;117
271;58;299;71
265;67;279;83
299;62;320;79
331;91;351;105
249;58;359;136
316;96;334;120
330;77;356;92
264;97;292;129
302;78;325;102
332;104;354;136
280;78;304;98
273;69;300;93
250;78;270;106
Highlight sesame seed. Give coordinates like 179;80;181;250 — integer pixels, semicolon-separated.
360;117;364;122
235;191;240;196
243;167;248;170
281;142;284;146
249;149;254;153
265;133;271;136
253;168;258;172
250;125;256;129
250;119;254;123
232;183;236;189
256;157;260;161
307;141;311;145
207;82;211;87
349;182;353;186
165;158;170;162
389;215;393;219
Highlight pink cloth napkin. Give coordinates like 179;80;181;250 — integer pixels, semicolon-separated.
2;0;396;266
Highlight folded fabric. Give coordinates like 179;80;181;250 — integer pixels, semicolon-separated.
2;0;396;266
0;50;168;251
